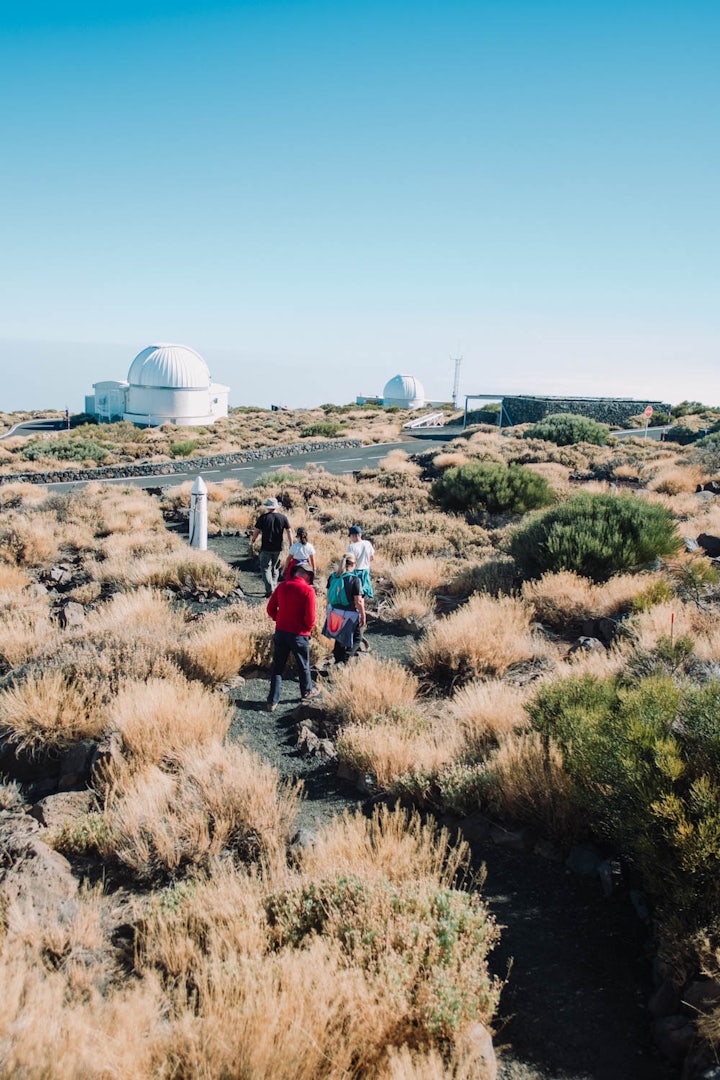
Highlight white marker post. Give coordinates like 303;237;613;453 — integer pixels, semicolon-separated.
189;476;208;551
644;405;653;438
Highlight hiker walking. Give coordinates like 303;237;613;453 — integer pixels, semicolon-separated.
346;525;375;600
323;553;366;664
265;561;319;711
285;526;316;580
250;497;292;597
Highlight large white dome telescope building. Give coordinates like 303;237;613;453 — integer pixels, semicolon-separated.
86;344;229;427
382;374;426;409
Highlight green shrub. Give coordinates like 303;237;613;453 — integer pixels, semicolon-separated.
664;425;700;445
299;421;344;438
671;401;712;418
264;873;500;1038
169;439;200;458
524;413;609;446
21;437;109;464
526;672;720;928
508;492;681;582
430;461;555;516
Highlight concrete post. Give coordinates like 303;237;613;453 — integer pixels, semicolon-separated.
189;476;208;551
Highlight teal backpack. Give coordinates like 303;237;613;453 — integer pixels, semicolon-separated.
327;573;353;608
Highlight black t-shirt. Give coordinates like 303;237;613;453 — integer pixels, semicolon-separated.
255;511;290;552
326;572;362;609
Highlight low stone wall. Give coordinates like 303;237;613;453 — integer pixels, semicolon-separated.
501;397;671;427
0;438;364;486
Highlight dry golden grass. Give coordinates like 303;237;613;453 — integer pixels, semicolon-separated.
323;655;420;724
0;564;31;591
102;742;300;880
0;511;65;567
445;554;516;598
483;731;576;841
413;594;549;684
301;804;473;891
0;670;103;752
390;557;447;591
84;587;184;641
378;449;422;476
0;591;56;671
432;451;469;471
381;530;453;561
521;570;662;628
108;674;233;766
177;605;272;681
448;680;531;755
338;719;461;790
629;600;720;661
383;586;437;623
647;463;706;495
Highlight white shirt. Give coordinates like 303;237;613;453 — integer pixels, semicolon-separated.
347;538;374;570
289;540;315;562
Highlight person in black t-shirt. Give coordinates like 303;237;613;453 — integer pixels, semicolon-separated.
250;497;292;597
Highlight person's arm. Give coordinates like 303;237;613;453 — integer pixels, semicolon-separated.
284;526;292;549
354;592;366;627
303;588;316;634
250;527;261;548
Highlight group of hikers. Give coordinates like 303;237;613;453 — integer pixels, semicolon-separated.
250;496;375;712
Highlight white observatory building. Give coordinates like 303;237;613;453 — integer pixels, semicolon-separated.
382;374;426;410
86;344;229;427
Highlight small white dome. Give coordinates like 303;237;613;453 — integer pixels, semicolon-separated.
383;374;426;409
128;344;211;389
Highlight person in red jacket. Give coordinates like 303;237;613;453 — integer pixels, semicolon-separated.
265;562;319;712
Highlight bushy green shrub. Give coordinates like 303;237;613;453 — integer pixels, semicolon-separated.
508;492;681;581
169;439;200;458
526;672;720;928
300;421;344;438
21;437;109;464
265;873;500;1038
671;400;713;418
430;461;555;516
664;425;701;445
524;413;609;446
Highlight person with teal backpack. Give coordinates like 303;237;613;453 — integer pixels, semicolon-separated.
323;553;366;663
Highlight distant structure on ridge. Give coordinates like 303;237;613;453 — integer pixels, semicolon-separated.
85;344;229;427
357;373;426;410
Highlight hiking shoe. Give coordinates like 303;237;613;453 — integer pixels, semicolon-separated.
266;702;277;712
301;688;321;701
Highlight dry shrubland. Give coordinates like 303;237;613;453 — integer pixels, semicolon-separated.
4;421;720;1070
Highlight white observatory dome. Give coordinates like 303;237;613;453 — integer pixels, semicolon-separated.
382;374;426;410
127;343;211;389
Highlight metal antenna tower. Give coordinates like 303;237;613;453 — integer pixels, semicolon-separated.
451;356;462;408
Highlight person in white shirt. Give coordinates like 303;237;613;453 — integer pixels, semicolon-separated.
346;525;375;599
285;527;316;578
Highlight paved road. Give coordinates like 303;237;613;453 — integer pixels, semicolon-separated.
42;438;433;491
0;418;67;439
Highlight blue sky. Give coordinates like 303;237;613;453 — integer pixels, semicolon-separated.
0;0;718;411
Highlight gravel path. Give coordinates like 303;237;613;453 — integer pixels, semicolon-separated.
208;532;674;1080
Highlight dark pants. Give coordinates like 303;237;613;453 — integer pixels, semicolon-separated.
333;619;363;664
269;630;312;705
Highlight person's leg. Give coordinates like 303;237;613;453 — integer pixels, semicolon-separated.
259;550;274;597
269;630;291;705
269;553;282;593
291;634;313;696
347;619;364;661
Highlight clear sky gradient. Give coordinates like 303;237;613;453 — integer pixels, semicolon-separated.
1;0;718;411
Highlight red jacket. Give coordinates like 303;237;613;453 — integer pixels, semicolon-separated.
266;578;316;636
